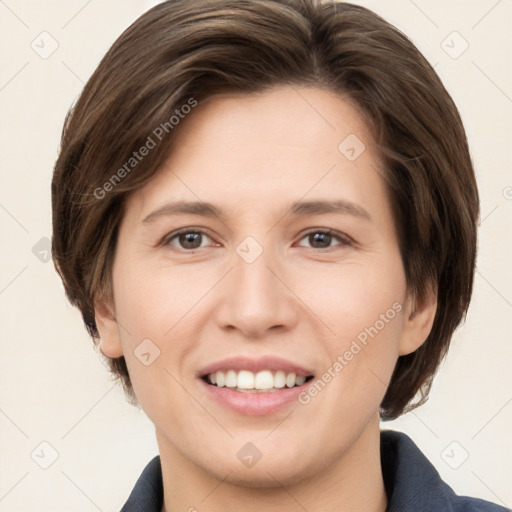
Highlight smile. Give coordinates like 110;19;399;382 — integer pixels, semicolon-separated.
203;369;314;392
197;355;316;415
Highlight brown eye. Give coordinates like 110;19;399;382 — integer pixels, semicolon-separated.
164;229;213;250
178;232;203;249
297;230;351;250
308;232;332;249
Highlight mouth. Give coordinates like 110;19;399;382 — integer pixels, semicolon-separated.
201;370;315;393
196;355;316;415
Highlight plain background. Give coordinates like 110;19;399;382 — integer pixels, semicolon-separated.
0;0;511;510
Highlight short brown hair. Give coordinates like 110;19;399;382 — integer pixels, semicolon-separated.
51;0;478;420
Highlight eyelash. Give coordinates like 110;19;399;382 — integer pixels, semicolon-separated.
161;227;353;252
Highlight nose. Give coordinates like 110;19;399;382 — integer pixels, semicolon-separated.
215;242;300;338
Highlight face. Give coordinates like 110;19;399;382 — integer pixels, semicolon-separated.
96;85;436;487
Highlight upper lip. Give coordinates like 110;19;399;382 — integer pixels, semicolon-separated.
197;356;315;379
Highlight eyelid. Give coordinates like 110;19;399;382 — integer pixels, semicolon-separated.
295;228;354;248
160;227;217;249
161;226;355;251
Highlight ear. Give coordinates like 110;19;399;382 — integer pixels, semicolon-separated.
398;284;438;356
94;296;124;358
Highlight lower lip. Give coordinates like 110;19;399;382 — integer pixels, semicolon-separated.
198;378;312;416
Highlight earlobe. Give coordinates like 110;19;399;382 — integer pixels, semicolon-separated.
94;298;124;358
398;285;438;356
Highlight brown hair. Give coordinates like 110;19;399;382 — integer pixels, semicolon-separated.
51;0;478;420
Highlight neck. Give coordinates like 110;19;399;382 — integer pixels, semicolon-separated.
158;415;387;512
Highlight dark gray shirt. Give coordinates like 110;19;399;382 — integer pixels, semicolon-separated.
120;429;509;511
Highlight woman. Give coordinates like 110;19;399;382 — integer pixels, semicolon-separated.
51;1;509;510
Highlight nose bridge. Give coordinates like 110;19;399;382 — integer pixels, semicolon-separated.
219;236;297;337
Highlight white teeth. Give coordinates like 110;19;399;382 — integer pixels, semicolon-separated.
295;375;306;386
254;370;274;389
206;370;309;390
274;370;286;388
225;370;237;388
285;373;296;388
237;370;254;389
216;371;225;387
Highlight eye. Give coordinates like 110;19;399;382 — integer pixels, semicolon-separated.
163;228;215;251
296;229;352;250
161;227;352;252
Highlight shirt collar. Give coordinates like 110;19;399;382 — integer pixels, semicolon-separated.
120;454;163;512
380;429;454;512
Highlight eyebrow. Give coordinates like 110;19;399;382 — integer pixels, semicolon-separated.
141;199;372;224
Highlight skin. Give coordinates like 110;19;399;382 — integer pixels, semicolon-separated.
95;85;437;512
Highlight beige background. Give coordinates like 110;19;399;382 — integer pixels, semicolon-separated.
0;0;511;510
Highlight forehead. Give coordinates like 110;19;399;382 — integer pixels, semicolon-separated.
168;86;373;160
123;85;388;224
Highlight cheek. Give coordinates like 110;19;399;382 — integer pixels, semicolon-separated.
304;252;406;394
304;252;406;334
113;256;204;342
111;260;197;411
326;301;403;392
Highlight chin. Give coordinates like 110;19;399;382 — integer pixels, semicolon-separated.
205;457;312;488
